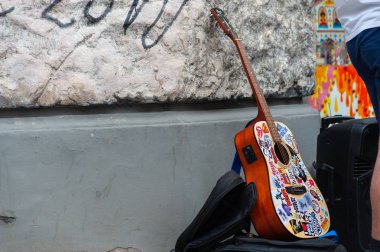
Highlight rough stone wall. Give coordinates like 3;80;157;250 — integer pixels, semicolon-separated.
0;0;315;108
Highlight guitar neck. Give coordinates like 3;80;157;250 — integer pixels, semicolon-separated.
210;7;281;142
234;40;281;142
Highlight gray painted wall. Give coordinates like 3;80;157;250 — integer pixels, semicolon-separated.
0;103;320;252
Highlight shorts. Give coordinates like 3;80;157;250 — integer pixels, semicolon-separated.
346;26;380;131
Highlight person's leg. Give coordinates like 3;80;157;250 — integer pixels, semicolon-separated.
346;27;380;246
346;30;380;120
360;28;380;242
371;62;380;243
372;136;380;241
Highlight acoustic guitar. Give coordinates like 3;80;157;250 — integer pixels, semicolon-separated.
210;8;330;240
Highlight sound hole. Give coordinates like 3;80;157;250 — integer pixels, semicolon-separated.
274;142;290;165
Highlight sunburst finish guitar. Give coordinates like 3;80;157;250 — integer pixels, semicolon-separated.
211;8;330;240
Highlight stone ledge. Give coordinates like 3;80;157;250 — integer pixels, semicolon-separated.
0;0;315;107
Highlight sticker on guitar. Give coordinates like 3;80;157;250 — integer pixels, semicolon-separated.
255;121;330;238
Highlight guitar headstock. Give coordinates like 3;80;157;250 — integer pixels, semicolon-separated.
210;8;239;41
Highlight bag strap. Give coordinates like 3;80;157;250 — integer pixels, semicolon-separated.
320;230;339;242
231;152;242;174
232;118;254;174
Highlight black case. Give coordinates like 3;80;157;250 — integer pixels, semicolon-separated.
174;170;346;252
316;118;378;251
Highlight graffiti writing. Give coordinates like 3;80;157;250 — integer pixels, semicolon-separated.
123;0;148;33
37;0;190;49
84;0;114;24
122;0;191;49
0;5;14;17
41;0;76;28
141;0;189;49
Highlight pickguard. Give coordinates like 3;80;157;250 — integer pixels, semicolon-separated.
254;121;330;238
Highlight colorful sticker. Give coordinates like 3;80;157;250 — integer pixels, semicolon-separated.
256;125;263;138
310;189;321;201
278;209;289;222
299;198;309;211
311;200;321;214
290;219;304;234
302;212;323;236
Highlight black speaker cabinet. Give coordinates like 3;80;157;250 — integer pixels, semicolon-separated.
316;118;378;252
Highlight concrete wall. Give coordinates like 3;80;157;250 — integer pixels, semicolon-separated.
0;102;320;252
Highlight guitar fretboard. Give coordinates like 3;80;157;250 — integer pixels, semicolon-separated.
235;41;281;143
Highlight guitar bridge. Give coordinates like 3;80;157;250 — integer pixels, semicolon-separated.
285;185;307;195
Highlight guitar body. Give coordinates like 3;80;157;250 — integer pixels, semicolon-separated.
235;119;330;240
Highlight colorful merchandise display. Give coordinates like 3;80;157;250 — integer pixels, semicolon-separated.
308;0;374;119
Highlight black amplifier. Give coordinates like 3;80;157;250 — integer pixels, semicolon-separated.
316;117;378;252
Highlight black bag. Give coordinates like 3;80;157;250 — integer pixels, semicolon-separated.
173;171;347;252
174;170;256;252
